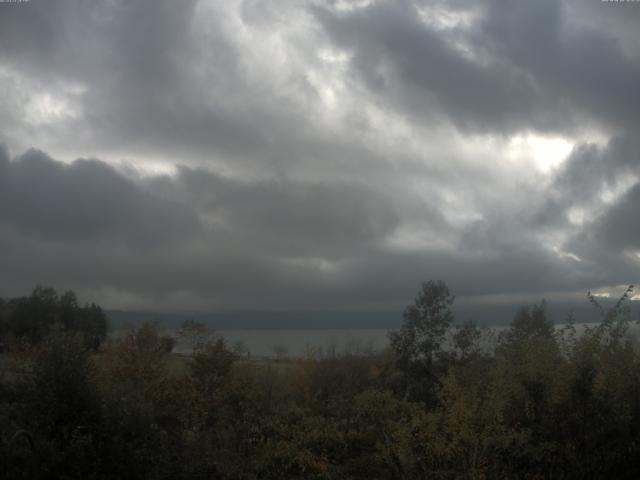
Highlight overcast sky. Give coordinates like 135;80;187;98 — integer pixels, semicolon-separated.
0;0;639;314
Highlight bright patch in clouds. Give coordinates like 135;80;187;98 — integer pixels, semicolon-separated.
328;0;374;12
566;207;587;226
507;134;574;174
552;245;582;262
25;92;82;126
599;174;638;205
416;4;479;31
0;0;638;312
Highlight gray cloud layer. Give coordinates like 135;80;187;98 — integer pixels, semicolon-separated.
314;0;640;134
0;0;638;313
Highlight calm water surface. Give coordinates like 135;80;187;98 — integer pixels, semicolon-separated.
177;329;390;357
146;321;640;358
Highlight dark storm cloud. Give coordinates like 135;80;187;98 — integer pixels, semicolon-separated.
0;147;201;247
0;148;402;254
555;135;640;262
559;136;639;196
0;0;198;80
163;167;402;258
0;144;635;311
532;134;640;229
478;0;640;131
588;184;640;252
0;0;638;311
0;145;594;309
2;0;638;150
313;1;549;133
0;0;271;161
0;148;409;307
314;0;640;134
527;132;640;289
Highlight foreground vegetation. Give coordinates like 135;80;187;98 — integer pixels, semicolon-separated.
1;282;639;479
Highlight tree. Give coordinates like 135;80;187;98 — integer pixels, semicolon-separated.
190;337;237;395
233;339;250;358
0;287;108;349
498;301;555;356
586;284;635;344
389;280;454;365
80;302;108;350
452;319;483;362
15;329;101;478
159;335;177;353
178;318;210;356
272;345;288;362
388;280;455;402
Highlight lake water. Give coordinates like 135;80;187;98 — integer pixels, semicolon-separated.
175;329;391;357
154;321;640;358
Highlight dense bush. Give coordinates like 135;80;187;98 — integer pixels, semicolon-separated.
0;287;108;350
1;283;640;478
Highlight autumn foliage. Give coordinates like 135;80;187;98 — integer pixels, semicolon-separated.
1;283;639;479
